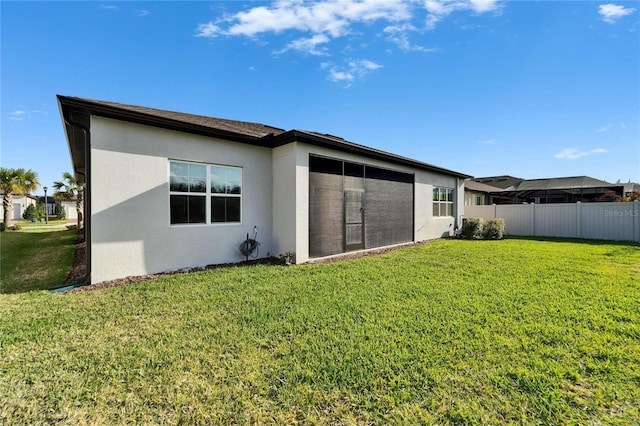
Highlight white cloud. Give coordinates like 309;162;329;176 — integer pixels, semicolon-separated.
325;59;382;85
137;10;150;17
595;122;626;133
554;148;608;160
599;4;636;24
425;0;502;29
383;24;439;52
278;34;331;55
197;0;412;39
197;22;221;38
9;110;26;121
100;4;118;11
195;0;503;82
195;1;498;43
590;148;608;154
480;138;496;144
329;69;354;82
7;109;48;121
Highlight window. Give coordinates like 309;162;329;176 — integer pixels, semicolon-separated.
210;165;241;223
433;187;454;217
170;160;242;225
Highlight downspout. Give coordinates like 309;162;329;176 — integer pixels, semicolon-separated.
63;117;91;284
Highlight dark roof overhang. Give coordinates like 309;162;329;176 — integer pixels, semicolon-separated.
57;95;276;146
58;95;472;181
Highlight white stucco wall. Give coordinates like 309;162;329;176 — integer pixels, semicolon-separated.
62;201;78;220
90;116;273;283
271;143;297;257
292;143;464;263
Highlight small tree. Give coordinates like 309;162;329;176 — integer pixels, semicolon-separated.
0;167;40;225
55;203;66;220
35;202;46;221
53;172;83;228
22;204;36;221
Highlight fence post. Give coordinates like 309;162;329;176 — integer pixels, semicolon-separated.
530;203;535;236
493;203;497;219
631;200;640;242
576;202;581;239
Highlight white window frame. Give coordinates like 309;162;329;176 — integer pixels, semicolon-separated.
433;186;454;217
169;160;243;226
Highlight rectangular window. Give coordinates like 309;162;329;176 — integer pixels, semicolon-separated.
433;187;454;217
170;160;242;225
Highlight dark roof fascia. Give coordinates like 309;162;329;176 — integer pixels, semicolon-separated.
272;130;472;179
56;95;273;147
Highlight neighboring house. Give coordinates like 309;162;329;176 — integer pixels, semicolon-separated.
623;182;640;197
0;192;37;222
37;196;58;216
463;180;501;206
469;175;624;204
58;96;471;284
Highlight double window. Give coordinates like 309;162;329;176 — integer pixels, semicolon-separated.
433;187;454;217
169;160;242;225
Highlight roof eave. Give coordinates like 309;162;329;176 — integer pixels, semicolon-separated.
57;95;270;147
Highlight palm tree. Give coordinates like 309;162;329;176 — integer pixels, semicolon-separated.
0;167;40;225
53;172;83;228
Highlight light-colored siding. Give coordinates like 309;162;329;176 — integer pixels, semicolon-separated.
465;202;640;242
90;116;274;284
271;143;297;258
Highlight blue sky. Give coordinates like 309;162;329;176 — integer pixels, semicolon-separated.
2;0;639;194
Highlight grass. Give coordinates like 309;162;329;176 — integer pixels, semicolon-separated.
18;219;68;227
1;238;639;424
0;229;77;293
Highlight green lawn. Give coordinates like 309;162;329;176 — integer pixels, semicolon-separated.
0;229;77;293
18;219;68;227
1;239;639;424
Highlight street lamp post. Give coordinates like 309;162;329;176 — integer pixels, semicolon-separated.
44;187;48;225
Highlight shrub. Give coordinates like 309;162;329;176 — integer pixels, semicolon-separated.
279;251;295;265
483;218;505;240
55;203;66;220
0;222;5;232
22;204;36;221
463;218;484;239
9;223;22;231
35;202;45;221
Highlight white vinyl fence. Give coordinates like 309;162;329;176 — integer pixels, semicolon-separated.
465;201;640;242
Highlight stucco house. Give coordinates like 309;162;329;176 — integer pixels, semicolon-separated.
58;96;470;284
0;192;37;223
468;175;625;204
